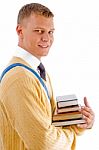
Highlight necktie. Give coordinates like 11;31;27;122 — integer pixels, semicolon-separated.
37;62;46;81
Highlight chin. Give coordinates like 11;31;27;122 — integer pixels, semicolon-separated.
41;54;48;57
42;50;49;55
44;51;49;56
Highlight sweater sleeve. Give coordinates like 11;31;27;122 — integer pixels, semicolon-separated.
2;72;77;150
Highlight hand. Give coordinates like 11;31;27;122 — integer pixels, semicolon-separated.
77;97;95;129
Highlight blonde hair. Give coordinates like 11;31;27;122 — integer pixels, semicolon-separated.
17;3;54;24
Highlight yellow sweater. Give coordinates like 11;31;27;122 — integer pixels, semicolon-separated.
0;57;84;150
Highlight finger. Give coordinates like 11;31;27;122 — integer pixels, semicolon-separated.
83;116;94;129
81;106;95;117
77;123;87;129
83;116;92;124
77;117;92;129
81;109;91;118
84;97;91;108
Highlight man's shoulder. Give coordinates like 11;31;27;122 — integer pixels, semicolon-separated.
1;57;36;85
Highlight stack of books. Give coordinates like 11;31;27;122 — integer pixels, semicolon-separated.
52;94;85;127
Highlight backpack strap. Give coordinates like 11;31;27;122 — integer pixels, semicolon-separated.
0;63;50;101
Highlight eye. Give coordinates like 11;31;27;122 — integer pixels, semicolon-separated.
49;30;54;35
34;29;44;34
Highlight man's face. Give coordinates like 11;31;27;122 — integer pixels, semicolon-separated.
17;14;54;59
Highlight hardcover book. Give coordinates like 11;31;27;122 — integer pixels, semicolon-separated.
52;119;85;127
53;111;83;121
56;94;78;108
52;94;85;126
57;105;80;113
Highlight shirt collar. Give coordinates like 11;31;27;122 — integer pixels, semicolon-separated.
14;46;40;71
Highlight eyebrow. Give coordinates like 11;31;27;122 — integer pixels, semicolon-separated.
34;27;55;30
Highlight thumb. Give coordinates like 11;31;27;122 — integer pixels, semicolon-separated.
84;97;91;108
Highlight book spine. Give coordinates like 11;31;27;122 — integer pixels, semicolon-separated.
57;101;78;108
57;105;80;113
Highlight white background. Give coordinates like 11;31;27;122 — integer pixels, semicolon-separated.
0;0;99;149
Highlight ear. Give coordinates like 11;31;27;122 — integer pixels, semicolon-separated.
16;24;23;38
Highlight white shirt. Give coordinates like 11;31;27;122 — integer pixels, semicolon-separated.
14;46;40;73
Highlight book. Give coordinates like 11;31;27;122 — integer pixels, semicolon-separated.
52;111;82;121
52;94;85;127
52;119;85;127
56;94;78;108
57;94;77;101
57;105;80;113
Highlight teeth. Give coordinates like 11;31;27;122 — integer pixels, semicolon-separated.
39;45;48;48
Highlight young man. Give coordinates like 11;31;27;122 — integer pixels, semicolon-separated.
0;3;94;150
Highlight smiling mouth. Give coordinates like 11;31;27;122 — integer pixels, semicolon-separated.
38;45;49;48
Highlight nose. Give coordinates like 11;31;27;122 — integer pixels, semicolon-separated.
41;33;50;42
